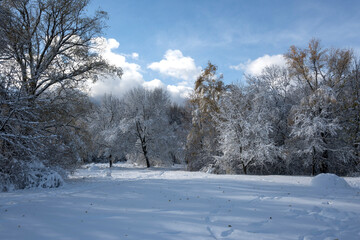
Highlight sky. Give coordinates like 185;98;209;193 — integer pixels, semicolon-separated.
87;0;360;103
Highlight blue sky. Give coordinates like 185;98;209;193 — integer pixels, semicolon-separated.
87;0;360;102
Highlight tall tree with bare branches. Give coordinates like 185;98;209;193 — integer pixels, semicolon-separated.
0;0;121;190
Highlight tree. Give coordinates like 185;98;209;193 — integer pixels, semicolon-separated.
121;87;175;167
85;87;188;168
84;94;124;162
247;66;296;146
185;62;225;171
243;66;297;174
285;39;353;175
214;81;277;174
167;103;191;164
350;59;360;166
0;0;119;99
0;0;120;156
0;0;120;190
336;57;360;172
41;87;94;167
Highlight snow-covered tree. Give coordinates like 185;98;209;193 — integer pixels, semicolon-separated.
0;0;120;190
85;87;190;168
214;83;277;174
167;104;191;164
285;39;354;175
330;57;360;173
289;87;341;175
347;59;360;169
85;94;126;162
123;87;178;167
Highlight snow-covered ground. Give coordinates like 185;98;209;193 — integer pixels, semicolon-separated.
1;163;360;240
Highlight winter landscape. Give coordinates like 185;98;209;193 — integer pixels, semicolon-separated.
1;163;360;240
1;0;360;239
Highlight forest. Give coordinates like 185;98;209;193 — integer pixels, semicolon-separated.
1;0;359;191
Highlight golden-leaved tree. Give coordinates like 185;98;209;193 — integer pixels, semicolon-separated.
185;62;225;171
285;39;355;175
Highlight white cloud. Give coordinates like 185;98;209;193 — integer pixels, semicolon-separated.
229;63;244;71
146;49;201;104
167;85;193;104
142;79;165;90
142;80;192;104
90;38;144;98
230;54;287;76
148;49;202;82
89;39;194;104
131;52;139;60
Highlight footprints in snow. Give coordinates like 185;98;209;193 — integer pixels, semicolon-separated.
221;228;234;237
205;203;235;239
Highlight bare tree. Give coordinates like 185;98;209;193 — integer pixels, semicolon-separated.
0;0;120;99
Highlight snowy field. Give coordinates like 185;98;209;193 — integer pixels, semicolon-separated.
1;163;360;240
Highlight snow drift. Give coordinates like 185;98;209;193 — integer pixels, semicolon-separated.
311;173;351;190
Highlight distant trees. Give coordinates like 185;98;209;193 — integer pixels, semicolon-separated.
87;87;189;168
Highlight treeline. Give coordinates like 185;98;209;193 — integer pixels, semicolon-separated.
186;40;360;176
90;39;360;177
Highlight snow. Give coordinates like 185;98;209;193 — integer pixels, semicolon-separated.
1;163;360;240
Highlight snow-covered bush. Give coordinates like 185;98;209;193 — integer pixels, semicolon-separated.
0;159;64;192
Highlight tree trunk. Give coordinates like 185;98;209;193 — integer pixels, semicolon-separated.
242;162;247;175
136;120;150;168
312;146;317;176
145;155;150;168
140;138;150;168
320;150;329;173
320;132;329;173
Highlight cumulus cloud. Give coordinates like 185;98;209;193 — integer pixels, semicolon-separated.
142;79;165;90
146;49;202;103
148;49;202;82
131;52;139;60
230;54;287;76
90;38;144;98
89;39;195;104
167;85;193;104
